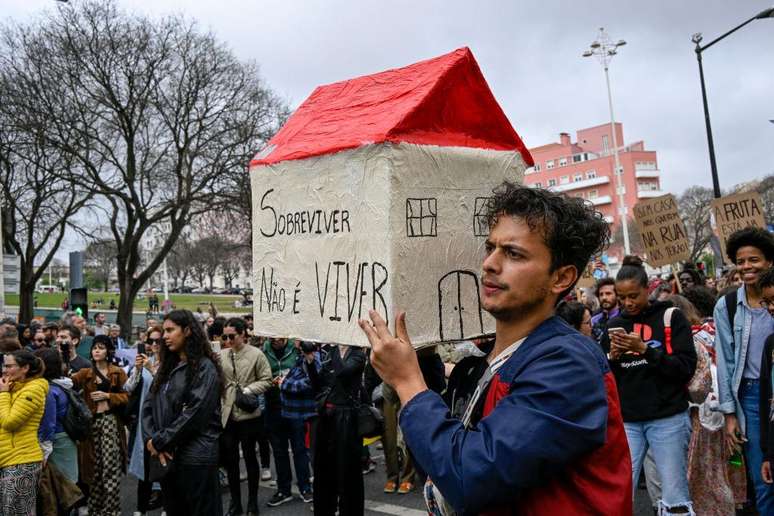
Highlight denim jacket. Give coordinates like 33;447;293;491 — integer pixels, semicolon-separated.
715;284;774;433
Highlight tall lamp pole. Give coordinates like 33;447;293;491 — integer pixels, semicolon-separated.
693;6;774;198
584;27;631;255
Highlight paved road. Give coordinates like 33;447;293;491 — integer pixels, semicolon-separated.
119;446;653;515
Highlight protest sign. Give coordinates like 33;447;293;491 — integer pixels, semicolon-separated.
632;194;690;268
711;191;766;264
249;48;532;347
576;262;596;289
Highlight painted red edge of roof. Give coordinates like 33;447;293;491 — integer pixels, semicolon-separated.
250;47;533;168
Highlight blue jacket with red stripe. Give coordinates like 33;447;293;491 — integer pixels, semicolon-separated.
400;316;631;515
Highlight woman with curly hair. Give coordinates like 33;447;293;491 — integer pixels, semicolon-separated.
141;309;224;516
72;335;129;516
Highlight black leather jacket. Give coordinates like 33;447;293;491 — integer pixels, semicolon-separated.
141;358;222;465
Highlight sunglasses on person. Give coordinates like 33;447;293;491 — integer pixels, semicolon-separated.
146;338;163;345
34;337;47;343
221;333;241;341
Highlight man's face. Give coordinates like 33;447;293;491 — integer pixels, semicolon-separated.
109;327;119;338
271;338;287;351
96;313;106;325
146;319;157;329
735;246;772;287
73;316;86;331
32;331;47;349
679;272;695;291
598;285;617;311
56;330;74;358
481;216;557;321
762;286;774;317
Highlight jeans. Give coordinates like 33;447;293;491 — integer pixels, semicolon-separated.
740;379;774;515
625;410;693;514
266;409;311;494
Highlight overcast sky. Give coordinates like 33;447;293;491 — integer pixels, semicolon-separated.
5;0;774;256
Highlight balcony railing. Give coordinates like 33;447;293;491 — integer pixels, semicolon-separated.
635;170;660;179
637;190;665;199
590;195;613;206
551;176;610;193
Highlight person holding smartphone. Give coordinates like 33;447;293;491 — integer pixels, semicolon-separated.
600;255;697;515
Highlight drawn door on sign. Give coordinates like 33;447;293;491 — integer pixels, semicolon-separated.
438;270;484;341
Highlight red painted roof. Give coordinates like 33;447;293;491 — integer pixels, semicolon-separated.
250;47;533;167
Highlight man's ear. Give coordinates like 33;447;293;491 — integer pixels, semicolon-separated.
552;264;578;295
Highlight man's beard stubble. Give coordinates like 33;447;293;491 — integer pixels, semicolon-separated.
484;285;550;322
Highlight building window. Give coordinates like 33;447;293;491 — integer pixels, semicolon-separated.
548;179;556;187
534;163;541;172
406;198;438;237
573;174;583;182
560;176;569;185
546;160;555;170
588;189;598;199
559;157;567;167
572;154;583;163
586;170;597;179
534;182;542;188
602;135;609;152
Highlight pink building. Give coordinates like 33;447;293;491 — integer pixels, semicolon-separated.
524;122;662;254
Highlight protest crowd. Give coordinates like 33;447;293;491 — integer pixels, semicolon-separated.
0;183;772;516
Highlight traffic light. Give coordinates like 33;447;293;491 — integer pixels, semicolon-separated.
70;288;88;320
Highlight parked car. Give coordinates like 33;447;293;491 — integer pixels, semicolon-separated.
191;287;208;294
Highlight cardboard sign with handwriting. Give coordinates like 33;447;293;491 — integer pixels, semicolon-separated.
633;194;690;267
711;191;766;264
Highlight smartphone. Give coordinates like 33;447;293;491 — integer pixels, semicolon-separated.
608;327;626;336
137;342;146;356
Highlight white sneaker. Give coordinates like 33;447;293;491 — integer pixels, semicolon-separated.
261;467;272;481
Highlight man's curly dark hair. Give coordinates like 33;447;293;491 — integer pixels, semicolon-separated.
485;182;611;290
726;227;774;263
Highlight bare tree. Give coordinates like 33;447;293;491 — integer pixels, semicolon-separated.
612;217;644;257
166;234;194;289
677;186;714;262
754;174;774;226
0;104;91;323
0;1;286;335
190;236;223;291
84;238;117;291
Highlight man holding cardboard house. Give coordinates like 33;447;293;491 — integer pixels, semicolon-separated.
360;184;632;515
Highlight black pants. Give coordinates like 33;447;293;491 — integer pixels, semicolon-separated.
313;407;363;516
161;464;222;516
222;418;261;510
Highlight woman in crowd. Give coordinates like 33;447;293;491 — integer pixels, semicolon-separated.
35;348;79;484
601;256;697;515
555;300;593;337
308;343;366;516
125;326;162;516
220;317;272;516
142;310;224;516
668;294;744;515
72;335;129;516
0;350;49;515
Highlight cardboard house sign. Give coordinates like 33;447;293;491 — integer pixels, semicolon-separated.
249;48;533;347
711;191;766;264
633;194;690;268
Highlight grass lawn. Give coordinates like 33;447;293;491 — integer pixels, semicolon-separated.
6;291;252;314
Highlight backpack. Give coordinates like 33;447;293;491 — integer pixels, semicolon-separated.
54;384;93;442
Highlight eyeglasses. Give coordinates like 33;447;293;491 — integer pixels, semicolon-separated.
146;338;163;345
221;333;240;341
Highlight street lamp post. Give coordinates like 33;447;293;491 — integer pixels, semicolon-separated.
583;27;631;255
693;6;774;198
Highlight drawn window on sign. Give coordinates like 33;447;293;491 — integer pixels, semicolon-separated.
406;198;438;237
473;197;492;237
